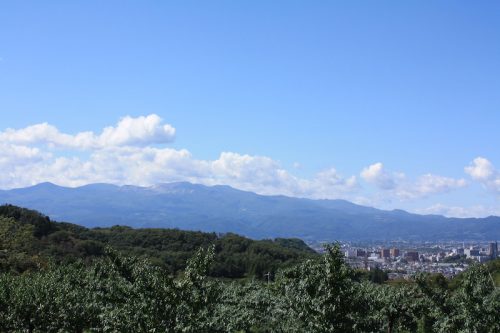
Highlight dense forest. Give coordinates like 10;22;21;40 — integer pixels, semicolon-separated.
0;205;499;332
0;204;316;278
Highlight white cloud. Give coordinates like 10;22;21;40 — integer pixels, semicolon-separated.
310;168;358;196
415;174;466;193
465;157;494;180
205;153;357;198
98;114;175;147
0;143;52;188
465;157;500;194
0;143;47;164
404;174;467;198
360;162;400;190
0;133;359;200
0;114;175;150
360;163;466;200
0;123;74;146
0;116;490;217
415;204;500;218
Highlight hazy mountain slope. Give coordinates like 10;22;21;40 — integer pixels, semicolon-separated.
0;182;498;241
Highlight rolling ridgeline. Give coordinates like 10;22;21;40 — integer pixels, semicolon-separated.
0;205;499;332
1;181;499;241
0;205;315;278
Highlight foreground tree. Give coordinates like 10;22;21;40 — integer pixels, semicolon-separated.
1;242;498;332
414;265;500;333
273;244;376;332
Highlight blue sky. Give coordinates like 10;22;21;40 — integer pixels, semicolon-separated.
1;1;499;217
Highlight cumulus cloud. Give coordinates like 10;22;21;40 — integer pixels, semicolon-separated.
360;162;401;190
211;152;281;185
0;123;76;147
0;143;47;164
0;114;175;149
465;157;494;180
0;142;52;188
0;116;359;200
0;116;484;214
360;162;466;200
0;145;360;199
465;157;500;194
98;115;175;147
310;169;358;197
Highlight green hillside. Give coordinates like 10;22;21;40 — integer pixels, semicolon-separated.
0;204;316;278
1;204;499;332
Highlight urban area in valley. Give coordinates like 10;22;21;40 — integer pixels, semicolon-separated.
310;240;499;279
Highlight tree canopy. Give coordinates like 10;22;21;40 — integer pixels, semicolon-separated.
0;205;498;332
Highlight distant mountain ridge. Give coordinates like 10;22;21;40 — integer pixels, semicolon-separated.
0;182;498;241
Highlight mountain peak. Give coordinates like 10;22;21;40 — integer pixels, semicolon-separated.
26;182;63;190
0;181;498;241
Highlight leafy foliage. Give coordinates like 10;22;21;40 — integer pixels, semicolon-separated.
1;242;498;332
0;205;498;332
0;205;315;278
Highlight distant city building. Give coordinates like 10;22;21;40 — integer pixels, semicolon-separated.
356;249;366;257
344;249;357;258
489;242;498;259
381;249;390;259
335;240;491;277
465;248;480;258
405;251;419;261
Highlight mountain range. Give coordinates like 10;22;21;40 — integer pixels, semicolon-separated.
0;182;498;241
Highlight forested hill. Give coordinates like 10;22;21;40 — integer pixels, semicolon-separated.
1;204;499;332
0;204;316;278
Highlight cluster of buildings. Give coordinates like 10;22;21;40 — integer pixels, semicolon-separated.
340;241;498;279
461;242;498;262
